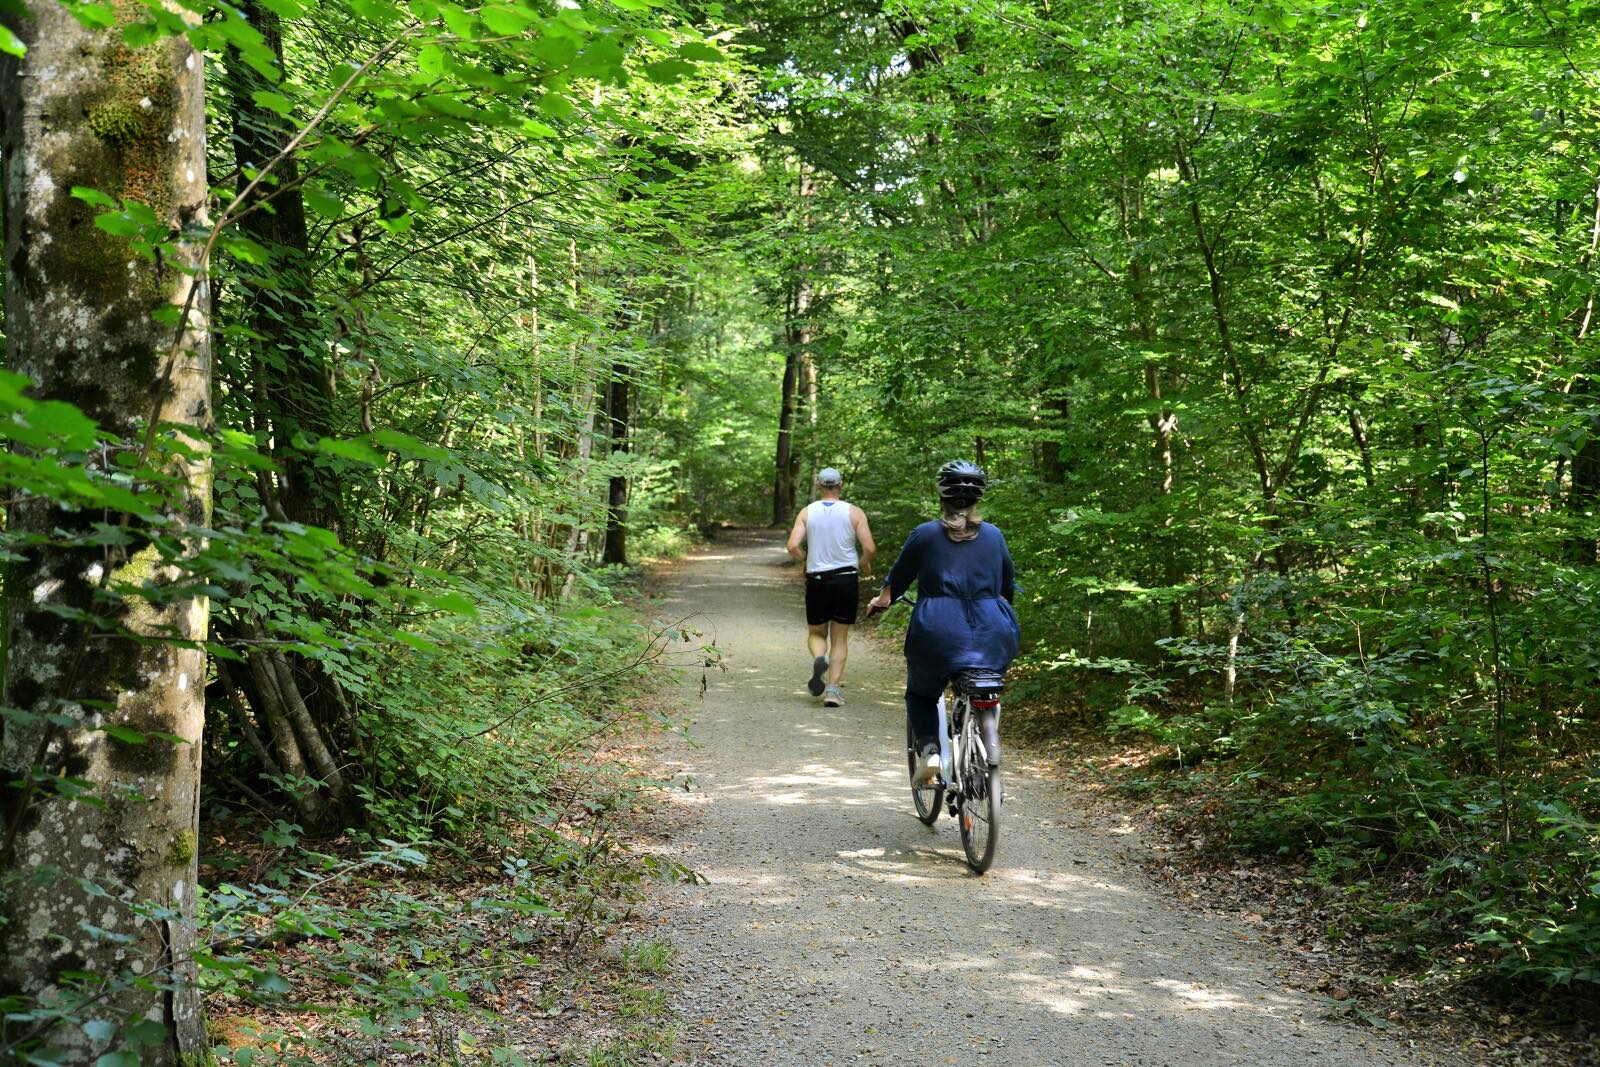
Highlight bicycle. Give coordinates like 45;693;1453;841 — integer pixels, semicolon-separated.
869;597;1005;874
908;669;1003;873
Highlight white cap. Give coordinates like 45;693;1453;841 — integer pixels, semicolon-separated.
816;467;843;487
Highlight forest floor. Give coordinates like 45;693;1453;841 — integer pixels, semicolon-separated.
633;529;1474;1067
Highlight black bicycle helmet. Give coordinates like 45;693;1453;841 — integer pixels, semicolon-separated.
936;459;987;502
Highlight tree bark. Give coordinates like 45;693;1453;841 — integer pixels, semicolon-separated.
224;0;342;534
602;362;630;565
1565;178;1600;562
772;315;802;526
0;4;210;1059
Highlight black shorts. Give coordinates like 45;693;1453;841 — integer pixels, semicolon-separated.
805;567;860;626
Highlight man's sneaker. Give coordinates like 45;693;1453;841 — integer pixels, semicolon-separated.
913;744;941;786
807;655;828;696
823;685;843;707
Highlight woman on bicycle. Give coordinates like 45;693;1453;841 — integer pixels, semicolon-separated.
867;460;1019;784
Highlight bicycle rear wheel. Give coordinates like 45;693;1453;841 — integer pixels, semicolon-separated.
958;764;1001;873
907;717;943;825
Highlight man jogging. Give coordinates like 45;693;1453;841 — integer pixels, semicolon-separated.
786;467;876;707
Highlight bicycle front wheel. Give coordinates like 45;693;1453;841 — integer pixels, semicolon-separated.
958;765;1001;873
907;716;943;825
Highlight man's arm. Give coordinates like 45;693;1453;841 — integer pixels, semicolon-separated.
851;505;877;576
786;508;808;564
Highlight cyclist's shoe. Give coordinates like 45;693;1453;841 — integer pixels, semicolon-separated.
913;743;941;785
807;656;828;696
823;684;843;707
978;708;1001;768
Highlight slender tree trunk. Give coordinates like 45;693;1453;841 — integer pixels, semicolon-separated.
557;240;597;599
602;362;630;565
561;373;600;597
1116;149;1183;639
1565;178;1600;562
1348;406;1376;489
521;254;545;592
772;166;817;526
772;281;803;526
1224;605;1246;704
0;4;210;1059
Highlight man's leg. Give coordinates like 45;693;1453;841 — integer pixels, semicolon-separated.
806;622;829;696
807;623;830;661
826;622;850;685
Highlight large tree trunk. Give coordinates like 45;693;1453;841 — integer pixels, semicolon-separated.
222;0;358;815
225;0;342;534
0;5;210;1061
602;362;630;565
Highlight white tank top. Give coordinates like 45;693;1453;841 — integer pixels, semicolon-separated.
805;500;858;572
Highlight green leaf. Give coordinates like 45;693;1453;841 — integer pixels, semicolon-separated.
102;724;148;745
537;91;575;118
347;0;402;21
643;59;695;84
677;41;723;63
222;235;273;266
303;183;344;219
416;43;446;74
94;1053;140;1067
0;23;23;57
315;437;386;465
250;90;296;117
81;1019;116;1043
480;3;533;34
70;186;119;208
93;211;144;238
421;590;479;616
67;1;116;28
124;1019;167;1048
371;429;451;461
527;32;577;66
253;971;292;994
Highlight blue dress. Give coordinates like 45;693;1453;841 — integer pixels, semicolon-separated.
883;521;1020;682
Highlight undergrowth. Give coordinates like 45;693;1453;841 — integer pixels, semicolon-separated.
193;582;706;1065
1015;650;1600;995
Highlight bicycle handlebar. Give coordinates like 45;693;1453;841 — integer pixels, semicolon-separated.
866;592;915;619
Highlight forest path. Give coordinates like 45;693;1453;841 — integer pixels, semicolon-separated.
646;530;1454;1067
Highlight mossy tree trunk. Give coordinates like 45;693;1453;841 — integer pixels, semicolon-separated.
0;3;210;1061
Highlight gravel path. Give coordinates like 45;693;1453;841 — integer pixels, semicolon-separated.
647;531;1455;1066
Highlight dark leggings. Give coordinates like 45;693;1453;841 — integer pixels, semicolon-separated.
905;666;946;751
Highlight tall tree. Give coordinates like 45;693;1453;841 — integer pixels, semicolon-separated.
603;361;631;565
0;2;211;1060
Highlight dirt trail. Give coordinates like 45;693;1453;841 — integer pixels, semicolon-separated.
647;531;1455;1067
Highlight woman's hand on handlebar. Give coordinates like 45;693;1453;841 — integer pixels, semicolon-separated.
865;588;893;618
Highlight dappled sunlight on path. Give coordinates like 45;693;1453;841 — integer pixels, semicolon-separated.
646;530;1456;1066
